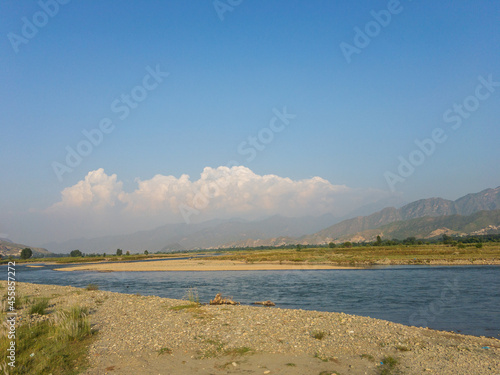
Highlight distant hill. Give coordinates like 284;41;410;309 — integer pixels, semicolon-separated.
42;214;339;253
220;186;500;247
300;186;500;244
0;240;53;258
334;209;500;242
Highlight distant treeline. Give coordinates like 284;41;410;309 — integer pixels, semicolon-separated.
3;233;499;261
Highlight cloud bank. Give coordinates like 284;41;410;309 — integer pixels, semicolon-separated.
39;166;392;242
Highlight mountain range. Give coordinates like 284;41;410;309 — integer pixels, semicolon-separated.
18;185;500;254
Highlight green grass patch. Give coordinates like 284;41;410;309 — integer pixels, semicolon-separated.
0;305;95;375
169;303;200;311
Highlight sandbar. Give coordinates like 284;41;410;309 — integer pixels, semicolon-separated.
54;259;359;272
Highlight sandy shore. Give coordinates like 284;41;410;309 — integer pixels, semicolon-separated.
2;281;499;375
54;259;359;272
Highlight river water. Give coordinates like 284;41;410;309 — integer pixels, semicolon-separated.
4;262;499;338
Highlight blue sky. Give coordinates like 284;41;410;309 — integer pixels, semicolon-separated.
1;0;499;244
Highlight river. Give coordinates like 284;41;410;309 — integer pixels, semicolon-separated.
4;262;499;338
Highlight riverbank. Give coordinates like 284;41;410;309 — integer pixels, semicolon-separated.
2;281;499;374
53;257;500;273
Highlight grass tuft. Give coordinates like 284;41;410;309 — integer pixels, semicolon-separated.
379;356;399;375
311;330;327;340
29;298;49;315
53;305;92;341
85;284;99;291
185;287;200;304
158;347;172;355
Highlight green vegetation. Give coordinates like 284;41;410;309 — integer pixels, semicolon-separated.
185;287;200;304
169;303;200;311
20;247;32;260
85;284;99;291
70;249;83;257
285;362;297;366
378;356;399;375
157;347;172;355
311;330;327;340
29;298;50;315
0;295;94;375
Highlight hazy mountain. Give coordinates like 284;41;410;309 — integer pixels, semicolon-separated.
42;214;339;253
301;186;500;244
0;240;53;258
335;209;500;242
221;186;500;247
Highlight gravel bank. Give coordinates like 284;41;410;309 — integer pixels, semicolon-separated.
3;281;499;375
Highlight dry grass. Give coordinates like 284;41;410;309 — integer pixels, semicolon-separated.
203;243;500;265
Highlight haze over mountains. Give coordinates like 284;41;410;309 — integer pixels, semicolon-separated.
37;186;500;254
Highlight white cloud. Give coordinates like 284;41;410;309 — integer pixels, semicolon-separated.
45;166;391;238
49;168;124;210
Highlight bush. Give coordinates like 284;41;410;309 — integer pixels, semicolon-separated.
476;243;483;248
85;284;99;291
